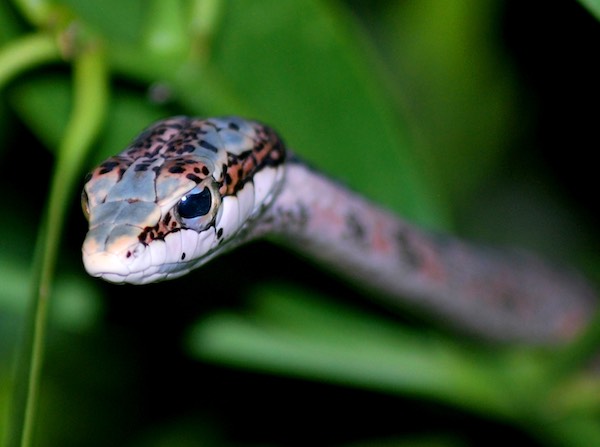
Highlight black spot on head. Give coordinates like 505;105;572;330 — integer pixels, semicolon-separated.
186;173;201;183
100;160;121;171
138;229;148;243
199;140;218;153
181;252;186;260
169;166;186;174
217;228;223;238
228;122;240;131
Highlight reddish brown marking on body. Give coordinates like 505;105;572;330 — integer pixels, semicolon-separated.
413;235;447;283
371;218;394;255
219;125;285;196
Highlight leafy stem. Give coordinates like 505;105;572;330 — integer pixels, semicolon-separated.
5;40;108;447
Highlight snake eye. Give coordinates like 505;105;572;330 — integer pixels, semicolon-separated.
81;189;90;221
176;180;221;231
178;187;211;218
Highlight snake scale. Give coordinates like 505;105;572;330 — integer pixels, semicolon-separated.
81;116;597;343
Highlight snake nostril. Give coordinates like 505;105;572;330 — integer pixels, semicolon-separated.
123;243;145;261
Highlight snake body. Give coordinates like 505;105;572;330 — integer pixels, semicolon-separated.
82;116;597;343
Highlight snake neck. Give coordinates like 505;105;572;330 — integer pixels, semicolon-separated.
256;158;596;344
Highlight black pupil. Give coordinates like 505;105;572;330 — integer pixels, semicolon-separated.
177;188;212;219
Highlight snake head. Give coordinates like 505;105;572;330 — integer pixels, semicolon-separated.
81;116;285;284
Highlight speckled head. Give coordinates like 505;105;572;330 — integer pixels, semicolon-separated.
81;116;285;284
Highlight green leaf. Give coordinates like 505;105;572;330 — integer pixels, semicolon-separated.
189;283;546;420
9;76;71;151
375;0;520;211
10;76;165;162
578;0;600;21
60;0;145;44
179;0;447;226
103;0;447;225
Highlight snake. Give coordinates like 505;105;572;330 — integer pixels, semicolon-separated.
81;116;597;344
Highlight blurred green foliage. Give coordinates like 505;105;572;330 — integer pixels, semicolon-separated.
0;1;599;446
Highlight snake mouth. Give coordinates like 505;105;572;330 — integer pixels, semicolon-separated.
82;223;224;285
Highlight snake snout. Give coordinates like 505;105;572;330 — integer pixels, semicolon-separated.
82;250;130;282
82;223;151;284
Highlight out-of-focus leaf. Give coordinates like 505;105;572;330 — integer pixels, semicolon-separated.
540;415;600;447
185;0;446;226
350;436;465;447
101;0;446;225
0;255;103;333
579;0;600;21
10;76;165;161
0;1;23;42
375;0;520;212
87;92;166;165
189;282;546;419
0;3;56;155
60;0;145;44
9;76;71;150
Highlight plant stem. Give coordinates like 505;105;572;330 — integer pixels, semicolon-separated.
6;43;108;447
10;0;53;27
0;33;60;88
